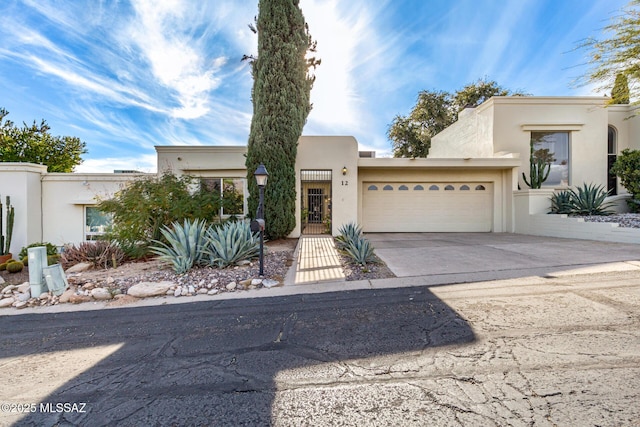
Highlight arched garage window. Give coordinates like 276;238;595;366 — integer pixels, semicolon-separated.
398;185;408;190
444;185;455;191
383;185;393;191
367;185;378;190
414;185;424;190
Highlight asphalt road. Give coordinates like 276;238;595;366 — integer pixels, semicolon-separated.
1;270;639;426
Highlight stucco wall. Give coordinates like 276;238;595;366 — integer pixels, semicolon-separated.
294;136;359;237
156;146;247;176
488;97;610;190
0;163;47;256
41;173;145;247
430;108;494;158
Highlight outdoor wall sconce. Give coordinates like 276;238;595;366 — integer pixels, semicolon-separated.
342;166;347;175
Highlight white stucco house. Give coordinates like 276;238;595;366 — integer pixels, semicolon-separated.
1;96;639;256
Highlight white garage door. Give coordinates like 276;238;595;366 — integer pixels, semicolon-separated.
362;182;493;232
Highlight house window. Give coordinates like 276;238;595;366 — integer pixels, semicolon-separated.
608;126;617;195
367;185;378;190
85;206;111;241
200;178;246;218
530;132;569;186
398;185;409;191
383;185;393;190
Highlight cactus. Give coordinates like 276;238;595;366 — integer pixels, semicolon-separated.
6;260;24;273
522;145;553;189
1;195;15;256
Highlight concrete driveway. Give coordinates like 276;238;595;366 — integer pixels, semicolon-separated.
367;233;640;285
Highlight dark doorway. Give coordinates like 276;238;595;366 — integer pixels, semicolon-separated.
608;126;617;196
301;170;332;234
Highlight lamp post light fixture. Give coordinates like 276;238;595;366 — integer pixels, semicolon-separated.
254;164;269;276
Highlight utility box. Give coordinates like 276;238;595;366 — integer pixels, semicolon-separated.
28;246;48;298
43;264;68;296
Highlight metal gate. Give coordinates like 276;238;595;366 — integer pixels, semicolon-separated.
301;170;332;234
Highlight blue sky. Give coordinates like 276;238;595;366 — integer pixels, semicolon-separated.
0;0;628;172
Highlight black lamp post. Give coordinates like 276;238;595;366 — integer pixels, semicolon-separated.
254;164;269;276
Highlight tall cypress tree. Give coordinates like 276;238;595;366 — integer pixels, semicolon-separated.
245;0;318;239
610;73;630;104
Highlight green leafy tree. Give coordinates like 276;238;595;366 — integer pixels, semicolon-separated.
578;0;640;105
245;0;319;239
97;173;234;258
610;148;640;212
388;79;523;158
0;108;86;172
610;73;630;104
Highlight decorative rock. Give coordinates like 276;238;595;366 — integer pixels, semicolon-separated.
82;282;97;290
17;292;31;302
15;301;28;309
91;288;112;301
251;279;263;286
17;282;31;293
166;289;174;295
0;276;4;285
59;289;75;303
127;281;173;298
187;285;195;294
180;287;188;296
66;262;93;273
69;294;91;304
112;289;122;295
239;279;252;288
197;288;209;295
113;294;128;300
106;277;115;285
0;297;15;308
39;293;50;300
2;285;15;294
226;281;237;291
262;279;280;288
207;289;219;296
174;288;182;297
236;260;251;266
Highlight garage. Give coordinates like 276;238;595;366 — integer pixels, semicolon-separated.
362;182;494;232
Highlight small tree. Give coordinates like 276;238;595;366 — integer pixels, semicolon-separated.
578;0;640;106
610;73;630;104
610;148;640;212
97;173;233;258
0;108;87;172
388;79;526;158
245;0;319;239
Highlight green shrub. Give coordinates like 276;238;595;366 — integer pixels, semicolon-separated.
19;242;58;259
6;260;23;273
550;190;574;214
97;172;237;258
343;236;377;266
569;183;615;215
203;220;259;268
610;149;640;213
61;241;126;269
150;219;208;274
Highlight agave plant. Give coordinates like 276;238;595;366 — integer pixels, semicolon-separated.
203;220;259;268
335;222;363;249
569;183;615;216
343;235;377;266
549;190;573;214
150;218;208;274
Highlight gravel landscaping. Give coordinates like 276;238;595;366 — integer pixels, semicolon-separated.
577;213;640;228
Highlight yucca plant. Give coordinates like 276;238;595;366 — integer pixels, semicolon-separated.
203;220;259;268
550;190;573;214
335;222;363;249
343;235;377;266
150;218;208;274
569;183;615;216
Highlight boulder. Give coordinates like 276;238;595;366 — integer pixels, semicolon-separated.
69;294;91;304
127;281;173;298
91;288;112;301
16;282;31;293
66;262;93;273
0;297;15;308
59;289;75;304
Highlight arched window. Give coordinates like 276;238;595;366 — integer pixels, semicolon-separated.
414;185;424;191
475;185;486;191
398;185;409;191
460;185;470;190
429;185;439;191
383;185;393;191
608;126;617;195
367;185;378;191
444;185;454;191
